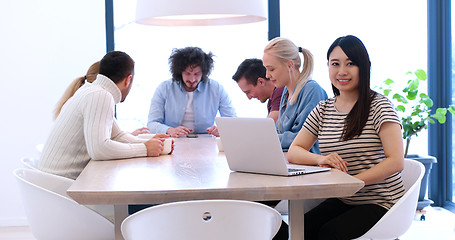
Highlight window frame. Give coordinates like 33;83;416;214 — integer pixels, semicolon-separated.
428;0;454;212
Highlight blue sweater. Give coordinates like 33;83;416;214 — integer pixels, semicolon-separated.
276;80;328;152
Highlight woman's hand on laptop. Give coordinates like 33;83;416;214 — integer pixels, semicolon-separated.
318;153;348;172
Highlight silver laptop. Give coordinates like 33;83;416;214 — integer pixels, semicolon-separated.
215;117;330;176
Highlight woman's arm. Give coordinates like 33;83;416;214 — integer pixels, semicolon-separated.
354;122;404;185
287;128;319;165
288;128;349;172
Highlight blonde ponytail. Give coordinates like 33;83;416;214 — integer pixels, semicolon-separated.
290;47;313;104
53;61;100;119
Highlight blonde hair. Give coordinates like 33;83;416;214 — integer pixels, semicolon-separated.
53;62;100;119
264;37;314;104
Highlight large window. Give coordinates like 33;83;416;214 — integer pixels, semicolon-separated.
111;0;455;210
280;0;428;154
113;0;269;131
114;1;428;150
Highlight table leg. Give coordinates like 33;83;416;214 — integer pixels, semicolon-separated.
289;199;305;240
114;205;128;240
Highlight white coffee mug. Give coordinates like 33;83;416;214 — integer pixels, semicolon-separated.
161;138;173;155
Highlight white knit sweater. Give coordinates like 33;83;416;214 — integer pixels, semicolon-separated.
38;74;147;179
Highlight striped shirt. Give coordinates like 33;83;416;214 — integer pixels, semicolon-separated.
303;93;405;209
38;75;147;180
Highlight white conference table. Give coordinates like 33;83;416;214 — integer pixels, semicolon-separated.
67;134;364;240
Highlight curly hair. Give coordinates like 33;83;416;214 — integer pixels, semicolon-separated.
169;47;214;83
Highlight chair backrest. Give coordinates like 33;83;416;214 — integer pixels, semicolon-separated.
36;143;44;154
20;157;39;170
13;168;114;240
121;199;283;240
355;158;425;240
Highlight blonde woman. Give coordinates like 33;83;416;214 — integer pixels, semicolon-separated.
54;62;100;119
263;37;327;151
54;61;149;136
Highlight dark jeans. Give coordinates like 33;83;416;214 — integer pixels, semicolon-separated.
128;204;155;215
304;198;387;240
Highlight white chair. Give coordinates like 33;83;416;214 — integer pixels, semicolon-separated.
354;158;425;240
36;143;44;154
20;157;38;170
121;199;283;240
13;168;114;240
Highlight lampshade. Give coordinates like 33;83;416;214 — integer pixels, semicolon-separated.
135;0;267;26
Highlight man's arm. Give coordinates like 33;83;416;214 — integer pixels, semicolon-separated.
147;82;172;134
83;91;147;160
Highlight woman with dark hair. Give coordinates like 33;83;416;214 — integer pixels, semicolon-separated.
287;35;405;239
147;47;236;137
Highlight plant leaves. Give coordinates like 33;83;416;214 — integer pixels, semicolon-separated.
408;78;419;91
415;69;427;80
432;108;447;123
384;89;392;96
421;97;433;107
449;105;455;115
393;93;407;103
396;105;405;112
384;78;394;85
406;90;418;100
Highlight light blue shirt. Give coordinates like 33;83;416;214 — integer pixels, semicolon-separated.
147;79;236;134
277;80;328;152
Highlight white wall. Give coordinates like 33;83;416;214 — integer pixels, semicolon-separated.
0;0;106;226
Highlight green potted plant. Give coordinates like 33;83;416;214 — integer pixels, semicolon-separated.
377;69;455;211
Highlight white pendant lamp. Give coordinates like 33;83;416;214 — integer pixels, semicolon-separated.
135;0;267;26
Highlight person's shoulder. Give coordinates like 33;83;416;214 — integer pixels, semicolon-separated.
205;78;220;86
371;92;393;106
204;78;225;90
300;80;327;97
318;97;335;107
81;85;113;103
275;86;285;92
155;78;175;89
305;79;321;87
159;78;174;86
370;92;398;117
303;80;325;92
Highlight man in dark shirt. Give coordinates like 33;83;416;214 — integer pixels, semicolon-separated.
232;58;284;123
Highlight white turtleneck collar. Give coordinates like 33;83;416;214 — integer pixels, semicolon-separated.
93;74;122;104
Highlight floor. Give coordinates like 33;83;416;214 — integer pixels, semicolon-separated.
0;207;454;240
